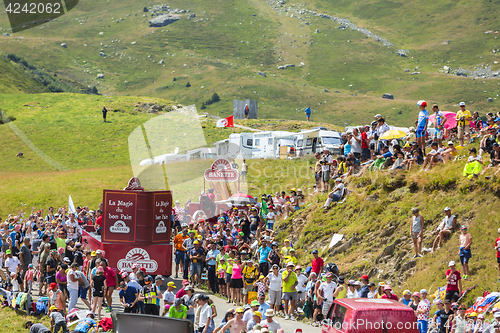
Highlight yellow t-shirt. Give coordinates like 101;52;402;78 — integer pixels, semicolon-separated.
339;162;347;175
456;110;472;126
226;258;234;274
242;265;258;282
284;255;297;265
282;270;297;293
281;246;292;257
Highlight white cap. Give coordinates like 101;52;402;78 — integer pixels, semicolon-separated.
459;102;466;106
449;260;456;267
374;114;382;118
447;141;454;145
335;178;342;182
444;207;451;211
417;100;427;107
420;289;428;294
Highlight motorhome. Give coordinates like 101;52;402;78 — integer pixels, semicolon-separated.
186;147;217;161
295;129;343;155
252;131;296;159
228;132;254;159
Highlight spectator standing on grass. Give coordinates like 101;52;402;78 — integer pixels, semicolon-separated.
459;225;472;280
102;106;108;122
445;261;462;303
495;228;500;283
410;208;424;259
416;101;429;157
416;289;431;333
320;148;334;192
432;104;447;147
311;249;324;275
361;126;371;162
350;127;362;160
456;102;472;146
432;207;456;253
433;299;454;333
305;106;311;121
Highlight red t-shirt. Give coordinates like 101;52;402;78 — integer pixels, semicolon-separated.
95;216;103;229
312;257;324;274
496;238;500;258
176;289;186;299
361;132;369;149
104;266;117;287
381;293;398;301
445;269;461;291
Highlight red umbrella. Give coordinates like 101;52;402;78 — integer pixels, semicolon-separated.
227;193;257;205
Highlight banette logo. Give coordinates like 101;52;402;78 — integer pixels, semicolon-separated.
156;221;167;233
109;220;130;234
117;248;158;273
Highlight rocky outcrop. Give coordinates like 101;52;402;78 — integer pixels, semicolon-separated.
149;14;180;27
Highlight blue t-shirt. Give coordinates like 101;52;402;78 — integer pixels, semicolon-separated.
344;143;351;156
417;110;429;129
119;285;137;304
258;246;271;264
74;317;96;333
305;107;311;115
207;249;220;266
382;151;393;158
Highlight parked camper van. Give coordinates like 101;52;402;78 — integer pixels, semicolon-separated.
296;129;342;155
252;131;296;159
228;133;254;159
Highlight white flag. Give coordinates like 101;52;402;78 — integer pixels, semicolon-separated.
68;195;76;214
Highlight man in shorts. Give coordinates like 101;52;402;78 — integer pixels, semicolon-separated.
320;148;334;192
432;104;447;147
456;102;472;146
432;207;456;252
459;225;472;280
445;261;461;303
282;261;298;320
416;100;429;156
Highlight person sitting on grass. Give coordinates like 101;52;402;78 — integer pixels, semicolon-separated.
420;142;443;172
482;143;500;176
441;141;458;163
405;146;424;171
463;148;483;179
323;178;345;209
431;207;456;253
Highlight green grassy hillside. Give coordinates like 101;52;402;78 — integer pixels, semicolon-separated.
274;146;500;304
0;55;49;93
1;0;500;126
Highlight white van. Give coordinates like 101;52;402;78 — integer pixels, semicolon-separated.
252;131;296;159
228;133;254;159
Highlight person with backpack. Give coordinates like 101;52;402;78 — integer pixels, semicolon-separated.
305;106;311;121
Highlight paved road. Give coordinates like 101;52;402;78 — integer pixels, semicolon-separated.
32;267;321;332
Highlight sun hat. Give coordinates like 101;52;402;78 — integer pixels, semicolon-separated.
265;309;275;317
254;311;262;318
235;307;245;313
459;102;466;106
286;261;294;267
97;266;104;273
461;225;467;230
251;300;259;307
384;285;392;291
403;290;411;296
420;289;428;294
50;282;58;290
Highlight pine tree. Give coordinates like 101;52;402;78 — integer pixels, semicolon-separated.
200;102;206;109
211;92;220;103
173;77;176;81
92;86;98;94
186;82;191;87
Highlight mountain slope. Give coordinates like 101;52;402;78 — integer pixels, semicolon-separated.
1;0;500;126
274;152;500;303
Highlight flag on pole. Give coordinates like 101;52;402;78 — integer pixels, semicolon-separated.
260;199;269;222
68;195;76;214
216;115;234;128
